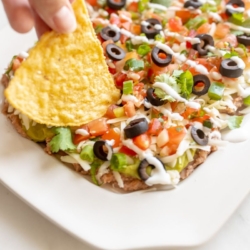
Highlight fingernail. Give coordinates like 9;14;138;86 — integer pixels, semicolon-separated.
53;6;76;33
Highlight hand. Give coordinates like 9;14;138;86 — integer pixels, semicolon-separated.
2;0;77;37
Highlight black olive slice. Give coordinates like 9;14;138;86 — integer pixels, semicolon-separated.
100;26;121;42
237;34;250;46
146;88;165;106
141;18;162;39
107;0;126;10
151;47;172;67
124;118;149;138
191;126;208;146
192;74;211;96
219;59;243;78
138;158;165;181
226;0;245;16
106;44;125;61
184;0;202;9
192;34;214;56
93;140;113;161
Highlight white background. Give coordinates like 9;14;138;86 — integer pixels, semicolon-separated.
0;2;250;250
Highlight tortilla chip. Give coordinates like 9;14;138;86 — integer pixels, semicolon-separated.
5;0;120;126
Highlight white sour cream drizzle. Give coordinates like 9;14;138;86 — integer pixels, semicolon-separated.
145;156;172;186
230;56;245;70
164;30;200;44
185;60;209;74
225;22;250;34
226;5;245;13
148;3;168;11
208;12;223;22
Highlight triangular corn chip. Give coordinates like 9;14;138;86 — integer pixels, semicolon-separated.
5;0;120;126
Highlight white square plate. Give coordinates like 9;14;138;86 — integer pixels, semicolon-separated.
1;25;250;250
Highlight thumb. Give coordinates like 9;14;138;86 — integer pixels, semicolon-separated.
29;0;77;33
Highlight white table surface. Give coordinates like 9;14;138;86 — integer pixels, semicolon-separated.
1;3;250;250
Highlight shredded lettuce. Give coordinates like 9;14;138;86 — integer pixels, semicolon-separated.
227;116;243;130
176;70;194;99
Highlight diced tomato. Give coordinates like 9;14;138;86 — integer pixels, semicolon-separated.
148;118;162;136
127;1;138;12
175;10;192;24
168;17;183;32
105;104;119;118
12;57;23;71
114;73;127;88
192;114;210;123
124;101;136;117
108;67;116;74
170;101;179;112
121;21;131;31
130;23;141;35
165;126;186;155
101;128;121;147
186;41;192;49
188;30;197;38
181;107;198;119
73;125;90;145
214;23;230;39
187;49;199;60
132;133;151;150
120;34;129;44
196;23;211;34
87;118;109;137
86;0;98;6
119;145;137;156
216;34;238;48
109;13;121;26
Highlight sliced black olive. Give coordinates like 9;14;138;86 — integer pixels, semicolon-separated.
107;0;126;10
100;26;121;42
138;158;165;181
192;74;211;96
141;19;162;39
151;47;172;67
191;126;208;146
124;118;149;138
192;34;214;56
237;34;250;46
106;44;125;61
184;0;202;9
93;140;113;161
146;88;165;106
219;59;243;78
226;0;245;16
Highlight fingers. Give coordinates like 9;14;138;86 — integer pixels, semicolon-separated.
28;0;76;34
2;0;34;33
33;11;51;38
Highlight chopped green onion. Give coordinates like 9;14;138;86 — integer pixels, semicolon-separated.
229;13;244;26
80;145;94;162
203;120;213;129
110;153;127;171
126;40;134;52
137;44;151;56
208;82;225;100
185;17;207;30
150;0;172;7
114;107;125;117
243;95;250;106
223;51;239;59
124;58;144;72
123;80;134;95
94;25;103;34
138;0;149;12
154;34;165;43
200;3;217;12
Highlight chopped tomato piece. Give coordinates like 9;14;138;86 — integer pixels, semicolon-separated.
130;23;141;35
175;9;192;24
87;118;109;137
109;13;121;26
214;23;230;39
121;21;131;30
119;145;137;156
148;118;162;136
196;23;211;35
165;126;186;155
108;67;116;74
86;0;98;6
12;57;23;71
133;133;150;150
124;101;136;117
168;17;183;32
102;128;121;147
127;1;138;12
73;125;90;145
192;114;210;123
181;107;198;119
105;104;119;118
114;73;127;88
